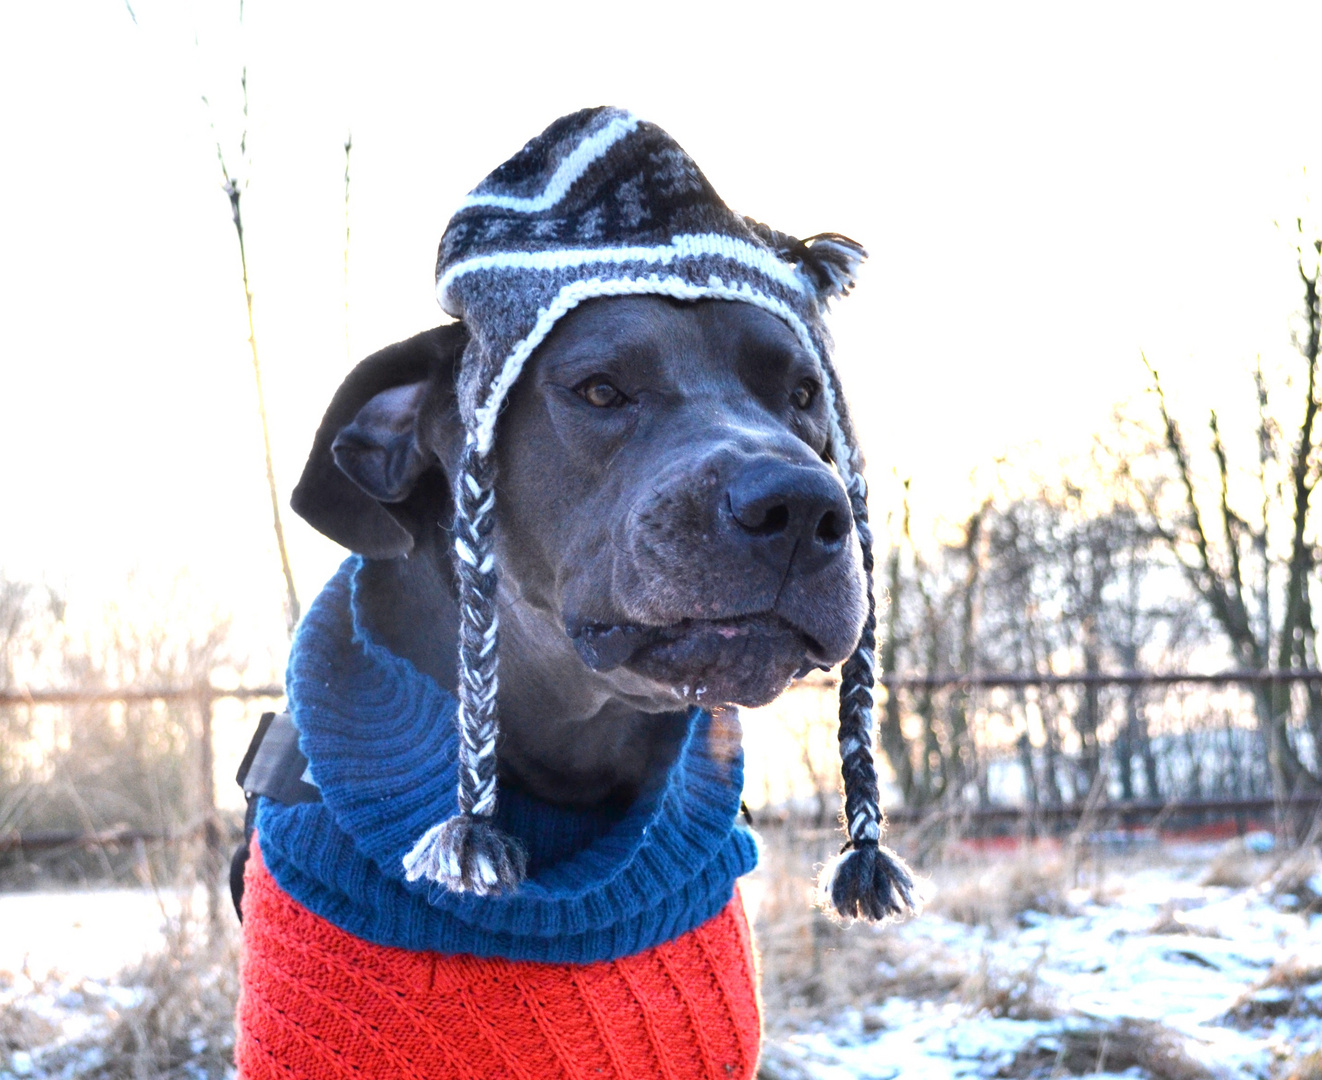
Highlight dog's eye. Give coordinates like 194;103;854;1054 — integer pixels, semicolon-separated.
791;379;818;410
576;377;628;408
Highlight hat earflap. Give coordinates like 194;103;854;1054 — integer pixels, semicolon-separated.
818;471;919;922
402;441;528;895
742;219;867;305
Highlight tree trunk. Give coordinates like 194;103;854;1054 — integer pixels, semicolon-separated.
878;545;914;803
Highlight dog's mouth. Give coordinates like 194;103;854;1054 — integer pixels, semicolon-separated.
568;614;827;708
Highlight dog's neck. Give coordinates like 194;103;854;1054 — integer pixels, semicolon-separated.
354;528;689;810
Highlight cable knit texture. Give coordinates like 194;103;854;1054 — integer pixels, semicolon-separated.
254;556;760;963
237;839;762;1080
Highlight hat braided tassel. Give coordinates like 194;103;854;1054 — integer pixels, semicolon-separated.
402;441;528;895
818;473;919;922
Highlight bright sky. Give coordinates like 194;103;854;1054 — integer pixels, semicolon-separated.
3;1;1321;664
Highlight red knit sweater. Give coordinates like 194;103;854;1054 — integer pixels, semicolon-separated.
236;840;762;1079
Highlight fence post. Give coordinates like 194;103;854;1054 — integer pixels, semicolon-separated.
197;684;222;940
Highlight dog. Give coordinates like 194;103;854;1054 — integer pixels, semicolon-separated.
231;107;913;1080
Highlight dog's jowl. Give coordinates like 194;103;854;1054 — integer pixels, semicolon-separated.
232;107;916;1080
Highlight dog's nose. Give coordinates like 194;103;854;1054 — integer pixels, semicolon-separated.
727;458;852;572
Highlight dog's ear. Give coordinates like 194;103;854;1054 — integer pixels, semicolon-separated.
291;324;467;558
331;382;431;504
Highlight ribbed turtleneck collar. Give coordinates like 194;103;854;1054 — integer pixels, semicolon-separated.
254;557;759;963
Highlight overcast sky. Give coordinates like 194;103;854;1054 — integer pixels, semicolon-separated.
3;1;1320;659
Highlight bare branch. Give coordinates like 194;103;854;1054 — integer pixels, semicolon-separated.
1276;239;1322;676
1209;410;1251;640
1254;360;1274;647
1143;355;1256;661
201;36;300;637
344;132;353;367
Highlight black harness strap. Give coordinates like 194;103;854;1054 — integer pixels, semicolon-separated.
237;711;322;806
230;710;321;921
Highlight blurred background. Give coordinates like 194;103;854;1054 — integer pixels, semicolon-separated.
4;2;1322;1077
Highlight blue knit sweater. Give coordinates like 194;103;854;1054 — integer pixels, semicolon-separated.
256;557;759;964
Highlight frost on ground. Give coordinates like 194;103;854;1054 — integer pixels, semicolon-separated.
1;840;1320;1079
0;887;238;1079
752;838;1322;1080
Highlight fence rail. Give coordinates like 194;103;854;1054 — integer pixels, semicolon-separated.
0;682;284;929
6;671;1322;882
6;795;1314;853
875;669;1322;691
8;670;1322;708
0;685;284;706
0;822;227;855
880;793;1321;827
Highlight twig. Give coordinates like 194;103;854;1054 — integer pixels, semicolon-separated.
204;59;301;637
1209;410;1250;635
344;132;352;366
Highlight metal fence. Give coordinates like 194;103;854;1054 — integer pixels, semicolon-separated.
0;683;282;928
4;668;1322;894
862;668;1322;840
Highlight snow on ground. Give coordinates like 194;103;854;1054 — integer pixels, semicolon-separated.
0;885;227;1079
1;844;1319;1078
763;843;1321;1079
0;886;205;984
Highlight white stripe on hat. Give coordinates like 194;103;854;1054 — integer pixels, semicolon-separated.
469;271;854;479
436;233;808;314
455;112;641;215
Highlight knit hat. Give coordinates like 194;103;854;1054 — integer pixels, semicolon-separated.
401;107;916;923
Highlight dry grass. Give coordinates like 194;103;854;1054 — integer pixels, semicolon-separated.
1199;838;1266;889
0;997;59;1057
756;1041;817;1080
753;826;963;1028
1267;849;1322;914
86;925;237;1073
997;1018;1215;1080
925;849;1075;929
11;894;243;1080
1223;956;1322;1029
960;950;1060;1021
82;910;239;1079
1279;1049;1322;1080
1147;900;1225;937
1200;837;1322;916
755;872;962;1025
753;827;1070;1032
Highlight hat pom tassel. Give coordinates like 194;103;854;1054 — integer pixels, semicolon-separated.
798;233;868;303
403;813;528;896
818;840;919;923
741;218;867;306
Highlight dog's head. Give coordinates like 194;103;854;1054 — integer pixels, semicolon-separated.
294;294;866;712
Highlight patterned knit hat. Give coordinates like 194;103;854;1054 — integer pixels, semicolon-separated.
401;107;916;923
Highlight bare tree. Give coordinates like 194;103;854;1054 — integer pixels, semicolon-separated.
1132;225;1322;797
879;469;1191;811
